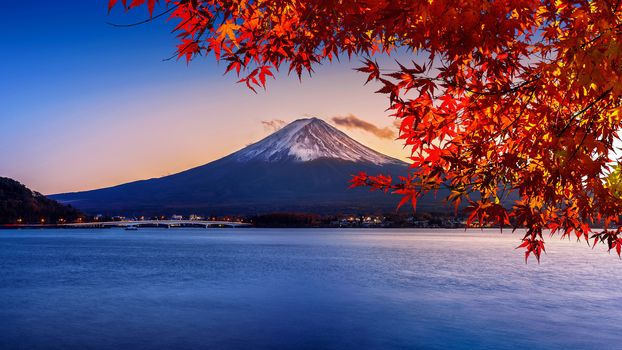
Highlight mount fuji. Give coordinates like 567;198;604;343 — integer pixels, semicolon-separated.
51;118;442;215
233;117;398;164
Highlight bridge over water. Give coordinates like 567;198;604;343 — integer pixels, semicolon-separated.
61;220;251;229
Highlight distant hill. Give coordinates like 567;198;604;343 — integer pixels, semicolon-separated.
0;177;83;224
51;118;450;216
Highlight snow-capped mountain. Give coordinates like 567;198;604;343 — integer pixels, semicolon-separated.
51;118;440;216
234;117;401;164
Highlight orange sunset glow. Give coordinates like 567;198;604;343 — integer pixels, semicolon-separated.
3;63;408;195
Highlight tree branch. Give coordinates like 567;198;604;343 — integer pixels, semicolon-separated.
107;5;178;27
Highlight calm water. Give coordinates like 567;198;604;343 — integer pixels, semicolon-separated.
1;228;621;350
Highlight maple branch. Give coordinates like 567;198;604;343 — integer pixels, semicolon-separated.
567;99;616;163
556;89;612;138
106;5;179;27
578;24;622;50
452;76;540;97
163;39;201;62
486;85;538;145
568;126;591;164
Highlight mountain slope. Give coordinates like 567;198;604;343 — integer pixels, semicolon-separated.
50;118;444;215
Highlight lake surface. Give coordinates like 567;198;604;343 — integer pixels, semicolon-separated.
1;228;621;349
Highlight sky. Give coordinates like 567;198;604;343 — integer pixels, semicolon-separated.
0;1;410;195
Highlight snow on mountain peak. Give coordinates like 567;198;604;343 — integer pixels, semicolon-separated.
232;117;401;164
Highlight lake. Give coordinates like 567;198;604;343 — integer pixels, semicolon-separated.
1;228;621;349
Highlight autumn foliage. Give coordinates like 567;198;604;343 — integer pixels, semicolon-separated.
110;0;622;261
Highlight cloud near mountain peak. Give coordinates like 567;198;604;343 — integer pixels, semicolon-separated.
331;114;395;140
261;119;287;132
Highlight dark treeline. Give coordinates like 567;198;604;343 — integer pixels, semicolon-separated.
0;177;83;224
251;213;323;227
249;212;465;228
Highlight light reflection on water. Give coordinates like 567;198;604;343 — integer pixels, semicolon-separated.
0;228;620;349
